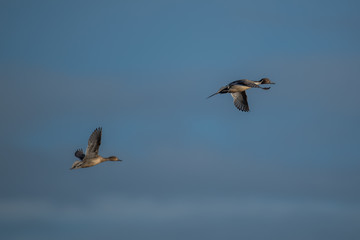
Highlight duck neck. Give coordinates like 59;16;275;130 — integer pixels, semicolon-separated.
102;156;118;162
101;156;111;162
254;80;262;85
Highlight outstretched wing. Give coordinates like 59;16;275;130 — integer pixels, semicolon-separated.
85;127;102;158
74;149;85;160
231;92;250;112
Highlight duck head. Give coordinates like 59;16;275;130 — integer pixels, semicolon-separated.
259;78;275;84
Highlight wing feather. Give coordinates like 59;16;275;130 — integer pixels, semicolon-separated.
231;92;250;112
85;127;102;157
74;149;85;160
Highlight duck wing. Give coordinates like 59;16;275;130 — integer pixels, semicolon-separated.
231;91;250;112
85;127;102;158
230;79;264;89
74;149;85;160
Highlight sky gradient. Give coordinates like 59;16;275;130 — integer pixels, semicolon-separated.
1;0;360;239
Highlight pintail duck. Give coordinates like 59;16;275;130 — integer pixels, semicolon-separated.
208;78;275;112
70;127;122;170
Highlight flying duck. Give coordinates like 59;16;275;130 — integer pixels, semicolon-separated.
208;78;275;112
70;127;122;170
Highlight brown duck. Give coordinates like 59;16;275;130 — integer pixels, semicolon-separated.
70;127;122;170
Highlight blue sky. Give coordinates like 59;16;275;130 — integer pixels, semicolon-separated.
1;0;360;239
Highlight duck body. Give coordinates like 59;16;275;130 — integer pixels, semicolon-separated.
70;127;122;170
80;156;103;168
228;81;255;92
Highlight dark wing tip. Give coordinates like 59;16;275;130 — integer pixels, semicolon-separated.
75;148;85;160
94;127;102;133
90;127;102;137
235;105;250;112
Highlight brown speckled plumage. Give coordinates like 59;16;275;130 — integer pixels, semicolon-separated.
70;127;122;170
